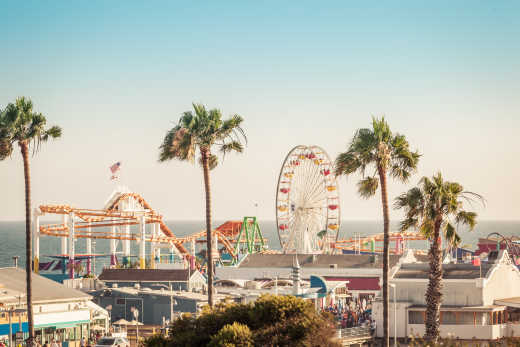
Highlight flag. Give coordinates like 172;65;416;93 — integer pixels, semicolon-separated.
109;162;121;180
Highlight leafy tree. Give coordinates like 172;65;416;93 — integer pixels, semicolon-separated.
208;322;253;347
159;103;246;307
145;295;340;347
395;172;482;343
0;97;62;344
334;117;419;346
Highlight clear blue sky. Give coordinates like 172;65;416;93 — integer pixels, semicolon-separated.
1;1;519;222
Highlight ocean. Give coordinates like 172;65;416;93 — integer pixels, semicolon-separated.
0;220;519;274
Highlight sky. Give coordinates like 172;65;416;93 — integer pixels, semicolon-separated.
0;1;519;222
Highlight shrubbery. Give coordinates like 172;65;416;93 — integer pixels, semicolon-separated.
145;294;340;347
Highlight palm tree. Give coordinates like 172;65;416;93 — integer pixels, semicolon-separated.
159;103;246;307
334;117;419;347
0;97;62;345
395;172;482;342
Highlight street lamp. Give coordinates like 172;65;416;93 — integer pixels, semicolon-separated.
131;307;139;344
389;283;397;347
106;305;112;330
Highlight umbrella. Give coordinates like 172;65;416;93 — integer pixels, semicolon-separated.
113;319;130;325
129;320;143;326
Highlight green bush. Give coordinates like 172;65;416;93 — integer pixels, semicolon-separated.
208;322;253;347
144;294;340;347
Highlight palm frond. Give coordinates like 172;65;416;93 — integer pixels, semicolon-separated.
444;222;461;247
357;176;379;199
220;141;244;155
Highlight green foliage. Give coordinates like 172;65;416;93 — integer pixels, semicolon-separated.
144;295;340;347
158;103;246;165
334;116;420;196
0;97;62;159
208;322;253;347
395;172;483;247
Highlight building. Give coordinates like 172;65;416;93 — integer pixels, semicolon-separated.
0;268;108;346
216;251;419;300
98;268;206;292
372;250;520;341
91;286;234;325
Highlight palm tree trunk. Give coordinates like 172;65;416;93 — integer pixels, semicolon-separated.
201;148;214;307
378;166;390;347
425;219;443;342
20;142;35;344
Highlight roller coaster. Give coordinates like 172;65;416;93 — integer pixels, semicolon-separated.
34;188;266;278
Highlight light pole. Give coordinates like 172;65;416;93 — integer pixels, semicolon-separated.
131;307;139;345
389;283;397;347
106;305;112;331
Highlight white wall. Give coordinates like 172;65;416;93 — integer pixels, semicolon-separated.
391;280;483;306
35;309;90;326
408;324;498;340
372;300;410;338
483;262;520;306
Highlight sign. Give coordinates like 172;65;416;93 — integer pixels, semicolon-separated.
15;332;23;343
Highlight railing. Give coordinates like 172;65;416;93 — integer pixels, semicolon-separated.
337;326;372;340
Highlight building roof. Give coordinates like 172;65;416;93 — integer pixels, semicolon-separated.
238;254;402;269
323;276;381;291
495;297;520;308
0;267;90;304
98;268;191;282
394;263;494;280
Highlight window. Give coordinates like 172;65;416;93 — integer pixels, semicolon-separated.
409;311;424;324
442;311;456;324
116;298;125;305
458;312;475;325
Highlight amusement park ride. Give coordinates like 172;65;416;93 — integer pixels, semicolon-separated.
34;187;266;278
33;144;429;279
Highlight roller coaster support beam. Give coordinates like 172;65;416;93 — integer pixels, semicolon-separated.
33;208;43;274
86;226;92;274
139;215;146;269
110;225;117;266
68;212;75;279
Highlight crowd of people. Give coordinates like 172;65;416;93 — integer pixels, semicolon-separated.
323;297;375;332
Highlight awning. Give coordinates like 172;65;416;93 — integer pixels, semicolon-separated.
495;297;520;308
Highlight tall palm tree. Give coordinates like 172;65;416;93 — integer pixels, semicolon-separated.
159;103;246;307
395;172;482;342
334;117;419;347
0;97;62;345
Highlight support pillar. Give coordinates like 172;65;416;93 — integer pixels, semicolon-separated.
139;215;146;269
86;226;92;275
61;214;68;255
150;223;156;269
110;226;117;266
33;209;40;273
123;225;131;266
68;213;75;279
190;240;196;270
156;223;161;264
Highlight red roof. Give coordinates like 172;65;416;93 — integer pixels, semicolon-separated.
323;276;380;291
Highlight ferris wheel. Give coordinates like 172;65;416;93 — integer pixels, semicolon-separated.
275;145;340;254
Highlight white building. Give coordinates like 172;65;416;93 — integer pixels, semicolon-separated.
372;250;520;341
0;268;108;346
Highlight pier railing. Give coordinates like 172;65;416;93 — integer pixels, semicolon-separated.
337;325;372;340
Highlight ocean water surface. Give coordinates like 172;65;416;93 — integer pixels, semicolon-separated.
0;220;518;274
